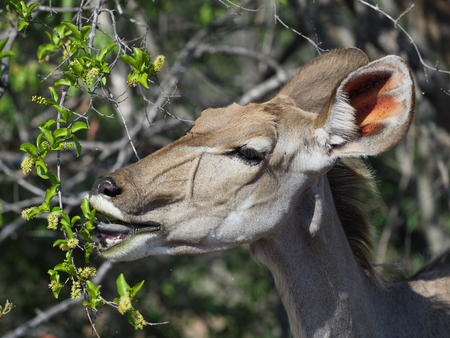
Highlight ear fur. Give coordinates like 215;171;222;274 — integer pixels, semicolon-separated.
277;48;369;115
314;54;415;157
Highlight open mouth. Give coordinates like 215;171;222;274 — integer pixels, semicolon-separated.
94;218;161;251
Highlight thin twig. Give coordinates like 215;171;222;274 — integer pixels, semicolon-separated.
36;4;97;13
357;0;450;78
88;0;102;55
0;159;45;197
56;87;69;210
103;84;141;161
115;0;147;28
217;0;263;12
273;2;326;55
195;44;284;73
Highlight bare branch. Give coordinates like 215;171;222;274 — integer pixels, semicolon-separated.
0;159;45;197
217;0;263;12
273;2;326;55
88;0;103;55
357;0;450;77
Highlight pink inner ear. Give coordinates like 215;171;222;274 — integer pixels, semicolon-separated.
343;71;404;137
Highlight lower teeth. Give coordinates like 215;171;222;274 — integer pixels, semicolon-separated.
105;238;123;247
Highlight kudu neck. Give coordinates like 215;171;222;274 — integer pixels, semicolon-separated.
250;175;381;337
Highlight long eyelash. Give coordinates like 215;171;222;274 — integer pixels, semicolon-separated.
225;147;265;164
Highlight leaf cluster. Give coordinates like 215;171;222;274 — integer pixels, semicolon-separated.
6;0;38;31
8;0;158;332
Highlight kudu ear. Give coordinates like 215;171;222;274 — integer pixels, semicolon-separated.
313;55;414;157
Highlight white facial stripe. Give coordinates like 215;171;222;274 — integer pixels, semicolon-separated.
179;146;218;153
212;195;255;240
180;137;273;155
89;195;125;221
244;137;273;153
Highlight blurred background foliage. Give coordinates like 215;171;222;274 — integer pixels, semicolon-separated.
1;0;450;337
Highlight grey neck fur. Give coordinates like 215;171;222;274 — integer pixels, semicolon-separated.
251;171;450;337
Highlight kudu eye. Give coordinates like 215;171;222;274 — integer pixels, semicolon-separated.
226;146;265;165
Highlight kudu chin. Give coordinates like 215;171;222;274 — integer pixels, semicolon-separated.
90;48;450;337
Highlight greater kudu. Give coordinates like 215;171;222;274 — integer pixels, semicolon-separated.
89;48;450;337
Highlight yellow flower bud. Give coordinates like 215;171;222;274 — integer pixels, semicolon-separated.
71;281;81;300
21;155;35;175
153;55;165;71
67;238;79;249
118;296;132;314
131;310;146;329
48;280;62;291
47;213;59;230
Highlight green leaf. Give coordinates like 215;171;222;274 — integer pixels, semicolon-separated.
48;173;59;186
133;48;143;68
81;197;93;219
53;239;67;247
35;158;48;173
38;127;54;146
54;106;73;123
54;79;73;87
71;121;87;133
64;72;77;83
62;21;82;40
19;1;28;17
99;43;117;63
72;134;82;157
27;207;42;219
54;263;67;272
36;166;49;179
77;228;91;241
62;224;74;239
84;280;104;309
71;215;81;226
49;87;59;103
101;63;110;74
45;184;60;205
48;269;62;299
41;119;56;129
84;243;95;263
80;25;92;41
37;43;55;61
69;62;84;78
54;23;67;40
0;37;9;53
8;1;21;13
130;280;145;299
137;73;149;89
119;55;138;68
17;20;29;31
39;201;50;213
0;51;14;59
20;143;38;157
51;206;63;215
27;3;39;16
116;274;130;297
53;127;70;139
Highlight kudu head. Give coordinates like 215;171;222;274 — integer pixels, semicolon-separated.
89;48;414;261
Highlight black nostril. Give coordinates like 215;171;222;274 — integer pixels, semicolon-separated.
91;177;122;197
